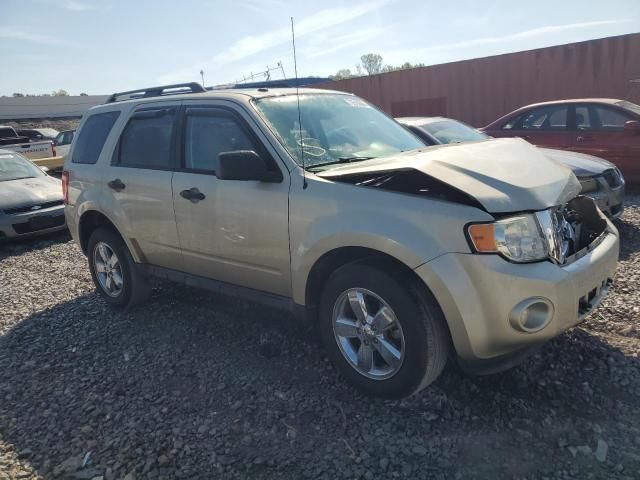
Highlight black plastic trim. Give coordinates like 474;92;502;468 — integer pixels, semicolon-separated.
105;82;205;104
139;264;295;312
457;343;544;375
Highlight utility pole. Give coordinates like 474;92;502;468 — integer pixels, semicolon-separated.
200;69;205;86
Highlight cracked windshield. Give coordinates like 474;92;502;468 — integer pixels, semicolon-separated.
254;94;423;169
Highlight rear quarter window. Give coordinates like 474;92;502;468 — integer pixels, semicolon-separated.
72;111;120;164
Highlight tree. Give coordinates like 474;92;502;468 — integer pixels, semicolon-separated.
329;68;355;81
52;89;69;96
360;53;383;75
80;92;88;96
12;92;24;97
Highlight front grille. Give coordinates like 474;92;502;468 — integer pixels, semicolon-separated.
4;200;64;215
603;169;622;188
12;214;65;234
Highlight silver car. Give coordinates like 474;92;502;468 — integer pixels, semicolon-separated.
64;84;618;398
0;149;66;240
398;116;625;218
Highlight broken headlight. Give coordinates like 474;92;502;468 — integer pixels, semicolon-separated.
467;214;548;263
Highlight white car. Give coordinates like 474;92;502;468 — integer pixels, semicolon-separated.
54;130;75;160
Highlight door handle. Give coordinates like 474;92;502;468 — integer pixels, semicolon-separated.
180;187;206;202
107;179;125;191
577;136;593;143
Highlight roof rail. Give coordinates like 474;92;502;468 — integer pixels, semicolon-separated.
105;82;206;103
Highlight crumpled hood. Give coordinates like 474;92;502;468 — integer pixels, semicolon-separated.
0;176;62;211
538;148;616;178
317;138;582;213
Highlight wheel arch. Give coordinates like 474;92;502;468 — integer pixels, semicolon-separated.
78;210;142;261
304;246;437;312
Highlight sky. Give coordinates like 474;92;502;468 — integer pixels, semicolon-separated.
0;0;639;96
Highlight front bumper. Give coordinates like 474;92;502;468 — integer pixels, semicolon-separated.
0;205;67;240
415;221;619;365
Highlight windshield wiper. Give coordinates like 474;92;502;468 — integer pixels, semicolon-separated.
309;156;375;170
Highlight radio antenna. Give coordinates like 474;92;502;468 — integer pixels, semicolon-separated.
291;16;307;189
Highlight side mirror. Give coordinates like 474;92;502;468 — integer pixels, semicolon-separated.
217;150;281;182
623;120;640;135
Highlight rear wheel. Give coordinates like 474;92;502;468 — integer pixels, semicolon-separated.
87;227;150;308
319;262;449;398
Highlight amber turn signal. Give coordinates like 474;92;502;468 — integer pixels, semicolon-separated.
468;223;497;252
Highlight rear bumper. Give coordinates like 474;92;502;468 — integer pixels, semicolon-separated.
414;221;619;364
0;205;67;240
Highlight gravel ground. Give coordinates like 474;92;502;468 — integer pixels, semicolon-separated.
1;197;639;480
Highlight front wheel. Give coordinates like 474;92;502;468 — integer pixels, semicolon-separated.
319;262;449;398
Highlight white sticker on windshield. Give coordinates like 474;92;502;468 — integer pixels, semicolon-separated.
344;97;371;108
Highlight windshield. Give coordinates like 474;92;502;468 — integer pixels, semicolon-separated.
617;100;640;117
254;94;423;168
421;119;489;144
0;152;44;181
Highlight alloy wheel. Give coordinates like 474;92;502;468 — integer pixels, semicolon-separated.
332;288;405;380
93;241;124;297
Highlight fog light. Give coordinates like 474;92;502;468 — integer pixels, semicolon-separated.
509;298;554;333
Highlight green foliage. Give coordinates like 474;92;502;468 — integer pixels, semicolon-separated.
331;54;425;81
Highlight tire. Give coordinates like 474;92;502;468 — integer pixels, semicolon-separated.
87;226;150;309
319;261;449;398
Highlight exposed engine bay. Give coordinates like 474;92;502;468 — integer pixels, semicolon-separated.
537;196;608;265
332;169;486;210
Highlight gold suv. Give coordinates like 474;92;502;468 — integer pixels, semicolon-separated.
63;83;619;398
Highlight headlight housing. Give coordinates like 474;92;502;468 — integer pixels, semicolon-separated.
467;214;548;263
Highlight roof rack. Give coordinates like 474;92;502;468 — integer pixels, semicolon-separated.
105;82;206;104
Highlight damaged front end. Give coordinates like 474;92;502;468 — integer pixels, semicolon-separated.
535;196;608;265
326;165;609;268
329;169;485;210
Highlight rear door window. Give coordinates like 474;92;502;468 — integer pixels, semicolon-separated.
117;108;176;169
520;105;568;130
72;111;120;164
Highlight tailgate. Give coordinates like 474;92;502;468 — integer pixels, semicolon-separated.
7;141;54;159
